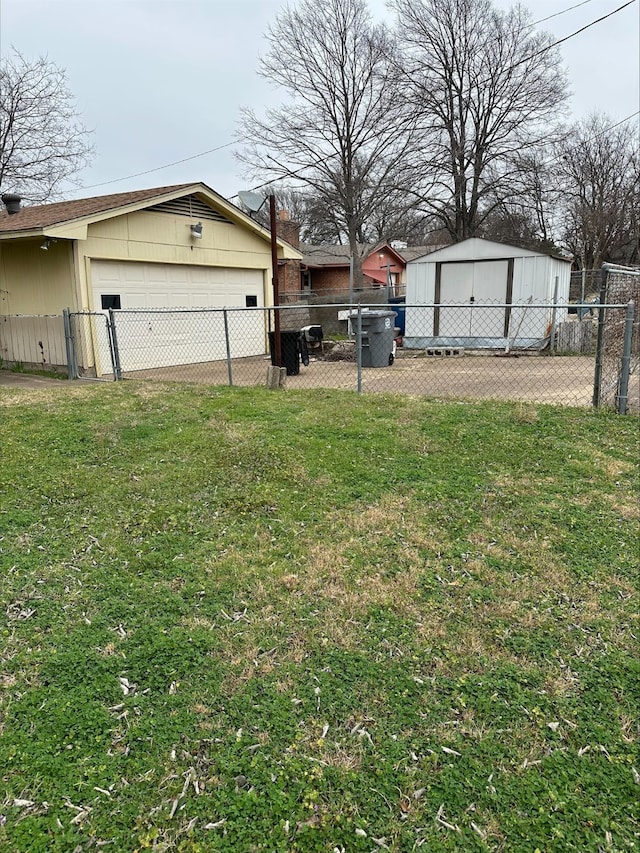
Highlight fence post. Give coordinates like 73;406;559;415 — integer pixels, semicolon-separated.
549;276;559;355
356;303;362;394
592;266;609;408
108;308;123;381
63;308;77;379
223;308;233;386
616;300;635;415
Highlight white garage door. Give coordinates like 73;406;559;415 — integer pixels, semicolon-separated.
91;260;266;372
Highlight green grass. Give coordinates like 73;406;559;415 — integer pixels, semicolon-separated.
0;383;638;852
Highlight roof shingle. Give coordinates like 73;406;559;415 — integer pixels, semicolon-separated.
0;184;194;233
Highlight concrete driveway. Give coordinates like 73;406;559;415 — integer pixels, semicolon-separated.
0;371;70;390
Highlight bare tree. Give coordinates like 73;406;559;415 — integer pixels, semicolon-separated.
237;0;420;285
479;151;563;252
0;50;94;203
391;0;569;241
556;113;639;269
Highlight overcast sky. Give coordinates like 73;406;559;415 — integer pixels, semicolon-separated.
1;0;638;202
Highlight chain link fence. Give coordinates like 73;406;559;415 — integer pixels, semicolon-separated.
59;299;637;411
594;265;639;413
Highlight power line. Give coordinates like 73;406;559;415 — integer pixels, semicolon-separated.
63;0;638;198
519;0;636;68
76;141;236;192
532;0;596;27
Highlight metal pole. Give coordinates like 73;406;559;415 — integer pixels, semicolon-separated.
550;276;559;355
108;308;123;381
62;308;76;379
592;266;609;408
356;302;362;394
269;194;282;368
349;255;354;306
223;308;233;387
616;300;635;415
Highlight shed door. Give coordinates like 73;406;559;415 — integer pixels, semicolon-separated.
469;260;509;338
437;260;508;338
438;263;473;337
91;260;265;372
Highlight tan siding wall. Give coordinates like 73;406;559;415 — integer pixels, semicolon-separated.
0;240;75;314
78;210;276;310
0;314;66;367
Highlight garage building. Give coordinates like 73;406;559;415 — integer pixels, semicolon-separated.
0;183;301;374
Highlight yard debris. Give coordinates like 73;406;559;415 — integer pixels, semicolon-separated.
6;603;36;621
118;676;136;696
471;821;487;839
547;721;560;732
70;808;91;825
355;827;367;837
632;766;640;784
441;746;461;756
12;799;35;808
371;837;390;849
435;804;460;832
204;819;226;830
169;768;196;818
220;608;250;623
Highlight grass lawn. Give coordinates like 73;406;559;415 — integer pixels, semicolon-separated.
0;383;638;852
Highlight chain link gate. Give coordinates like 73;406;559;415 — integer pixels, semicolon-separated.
65;309;121;380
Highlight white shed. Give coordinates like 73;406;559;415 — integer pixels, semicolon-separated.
404;238;572;350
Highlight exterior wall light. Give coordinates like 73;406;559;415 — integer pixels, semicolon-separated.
190;222;203;239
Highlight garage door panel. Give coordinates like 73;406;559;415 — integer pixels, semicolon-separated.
92;260;265;372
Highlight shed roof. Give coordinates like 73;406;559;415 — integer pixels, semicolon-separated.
406;237;572;264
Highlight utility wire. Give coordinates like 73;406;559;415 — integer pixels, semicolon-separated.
75;141;236;192
515;0;636;69
72;0;637;197
532;0;595;26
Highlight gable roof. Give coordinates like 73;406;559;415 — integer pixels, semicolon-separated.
406;237;572;265
300;243;355;267
0;185;192;232
0;182;302;258
301;241;444;268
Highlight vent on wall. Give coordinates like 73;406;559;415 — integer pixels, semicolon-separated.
148;194;233;224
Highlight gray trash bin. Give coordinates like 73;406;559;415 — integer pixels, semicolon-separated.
349;310;397;367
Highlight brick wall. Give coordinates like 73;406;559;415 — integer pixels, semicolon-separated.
308;268;351;293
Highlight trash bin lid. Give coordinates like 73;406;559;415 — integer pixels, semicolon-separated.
347;309;397;319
